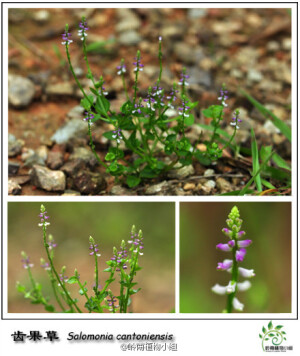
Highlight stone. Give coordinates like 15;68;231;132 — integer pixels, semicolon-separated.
204;169;215;177
174;43;205;64
67;105;85;120
216;177;232;193
161;25;186;40
187;8;207;19
61;159;85;176
183;182;196;191
8;134;24;157
45;82;74;96
145;181;169;195
186;67;212;88
115;16;141;32
61;190;81;196
47;151;64;170
201;180;216;194
167;164;195;179
8;179;22;195
72;171;107;195
33;9;50;23
110;185;132;196
22;148;45;167
30;165;66;191
51;119;87;144
247;69;263;83
263;120;281;134
119;31;142;46
8;161;20;175
69;147;98;167
8;74;35;108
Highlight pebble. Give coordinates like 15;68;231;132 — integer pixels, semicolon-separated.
183;182;196;191
174;43;204;64
186;67;212;88
45;82;74;96
167;164;195;179
161;25;186;40
8;161;20;175
8;134;24;157
282;38;291;51
67;105;86;120
33;9;50;23
72;171;107;195
201;180;216;194
30;165;66;191
47;151;64;170
8;74;36;108
247;69;263;83
187;8;208;19
61;190;81;196
69;147;98;168
110;185;131;195
51;119;88;144
21;148;46;167
8;179;22;195
263;120;281;134
145;181;169;195
119;31;142;46
61;159;86;176
204;169;215;177
266;41;280;52
216;177;232;193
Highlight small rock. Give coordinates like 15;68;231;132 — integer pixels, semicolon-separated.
8;74;36;108
167;164;195;179
8;134;24;157
116;17;141;32
36;145;48;162
67;105;85;120
33;9;50;23
51;119;87;144
263;120;281;134
61;159;85;176
174;43;204;64
161;25;186;40
119;31;142;46
186;67;212;88
45;82;74;96
69;147;98;168
187;8;207;19
204;169;215;177
266;41;280;52
201;180;216;194
10;176;30;185
110;185;132;195
47;151;64;170
22;148;45;167
61;189;81;196
216;177;232;193
145;181;169;195
72;171;107;195
282;38;291;51
8;179;21;195
8;161;20;175
230;68;244;79
30;165;66;191
183;182;196;191
247;69;263;83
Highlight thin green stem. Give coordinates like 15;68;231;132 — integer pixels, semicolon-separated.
48;270;66;311
87;121;108;168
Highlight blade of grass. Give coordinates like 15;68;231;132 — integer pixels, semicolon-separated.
272;153;291;171
240;89;291;142
261;179;276;189
251;128;262;192
238;151;274;195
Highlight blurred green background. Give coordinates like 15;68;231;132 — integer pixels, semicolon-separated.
8;202;175;313
180;202;291;313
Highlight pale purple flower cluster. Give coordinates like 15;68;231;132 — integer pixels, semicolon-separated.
107;295;119;311
132;102;144;114
212;206;255;312
38;207;50;228
111;243;128;271
117;63;126;75
178;72;190;87
21;255;34;269
128;230;144;256
112;128;123;144
230;110;242;130
218;87;228;107
178;99;190;118
83;111;94;125
133;57;144;72
40;261;51;271
61;30;73;46
78;20;89;40
89;242;101;257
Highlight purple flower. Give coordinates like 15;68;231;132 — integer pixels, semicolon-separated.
59;273;68;283
21;254;34;269
89;236;101;257
133;56;144;72
83;111;94;125
117;63;126;75
216;243;232;252
41;261;50;271
238;230;246;238
112;128;123;143
128;229;144;255
237;239;252;248
218;87;228;107
178;99;190;117
217;259;233;271
78;20;89;40
107;295;119;311
132;102;144;114
230;109;242;129
178;70;190;87
61;30;73;46
236;248;247;262
38;205;50;229
228;240;235;247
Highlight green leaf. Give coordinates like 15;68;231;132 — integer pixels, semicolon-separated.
272;153;291;171
261;179;276;190
268;321;273;330
80;95;94;111
45;305;55;312
260;145;273;163
86;39;115;53
103;267;112;272
275;325;284;330
129;288;141;295
282;331;286;335
126;175;141;188
105;152;116;161
16;284;26;293
268;333;275;337
251;128;262;192
103;131;115;140
265;338;269;341
67;276;78;284
241;89;291;142
262;326;267;334
79;287;88;295
184;114;195;126
259;334;262;339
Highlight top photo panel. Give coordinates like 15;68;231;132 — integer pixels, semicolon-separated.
8;8;292;196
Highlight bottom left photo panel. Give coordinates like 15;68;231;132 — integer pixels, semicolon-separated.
7;202;175;314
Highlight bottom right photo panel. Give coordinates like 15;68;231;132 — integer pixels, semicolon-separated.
180;202;291;314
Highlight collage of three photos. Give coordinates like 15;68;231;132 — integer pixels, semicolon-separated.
6;7;293;316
